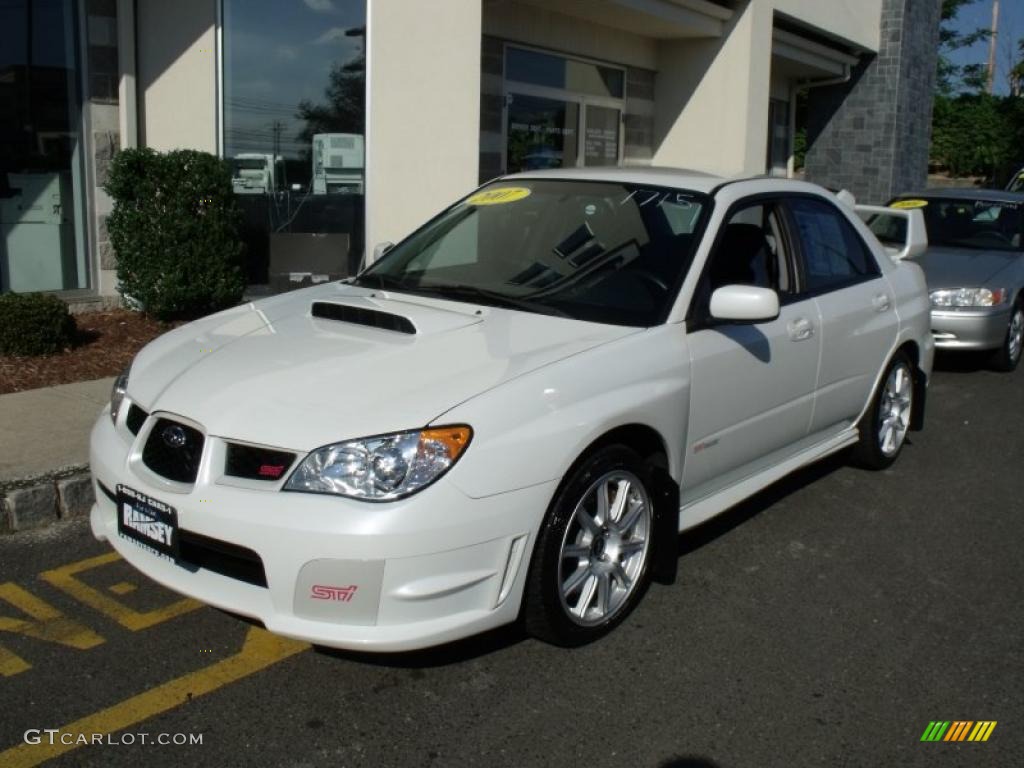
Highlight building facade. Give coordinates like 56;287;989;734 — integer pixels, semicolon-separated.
0;0;940;300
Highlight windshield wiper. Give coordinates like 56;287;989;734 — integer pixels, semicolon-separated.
413;283;573;318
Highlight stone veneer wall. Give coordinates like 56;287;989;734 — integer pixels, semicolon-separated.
803;0;942;204
479;34;655;184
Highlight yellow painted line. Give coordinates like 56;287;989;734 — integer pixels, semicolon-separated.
968;721;985;741
41;553;201;631
108;582;137;596
0;626;308;768
0;583;106;677
980;721;997;742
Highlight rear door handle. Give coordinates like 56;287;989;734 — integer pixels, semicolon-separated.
872;293;892;312
787;317;815;341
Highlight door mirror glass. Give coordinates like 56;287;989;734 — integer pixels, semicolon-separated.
710;285;780;323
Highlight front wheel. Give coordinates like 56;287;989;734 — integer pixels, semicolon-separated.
851;352;914;470
524;446;656;646
989;303;1023;372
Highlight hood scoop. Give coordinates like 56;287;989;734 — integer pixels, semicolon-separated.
311;301;417;334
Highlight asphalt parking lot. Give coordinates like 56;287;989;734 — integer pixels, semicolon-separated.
1;355;1021;768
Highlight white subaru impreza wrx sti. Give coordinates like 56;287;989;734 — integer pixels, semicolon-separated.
90;168;934;650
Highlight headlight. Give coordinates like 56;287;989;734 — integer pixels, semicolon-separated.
930;288;1008;308
284;426;472;501
109;367;130;425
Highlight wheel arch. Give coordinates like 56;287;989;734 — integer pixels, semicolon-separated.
558;423;680;586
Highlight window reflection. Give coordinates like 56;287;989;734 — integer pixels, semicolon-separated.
0;0;85;293
222;0;366;287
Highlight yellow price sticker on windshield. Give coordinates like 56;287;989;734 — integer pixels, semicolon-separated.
466;187;531;206
890;199;928;209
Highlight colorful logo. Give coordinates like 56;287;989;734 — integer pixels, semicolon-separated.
310;584;358;602
920;721;997;742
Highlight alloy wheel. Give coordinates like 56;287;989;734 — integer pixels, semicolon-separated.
878;362;913;457
1008;308;1023;364
557;470;652;627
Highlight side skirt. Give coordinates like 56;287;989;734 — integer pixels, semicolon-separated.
678;428;859;533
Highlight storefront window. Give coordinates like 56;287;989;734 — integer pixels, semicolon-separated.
222;0;366;288
0;0;87;293
767;98;791;177
504;47;625;175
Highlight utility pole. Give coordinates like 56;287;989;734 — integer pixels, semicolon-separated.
987;0;1000;93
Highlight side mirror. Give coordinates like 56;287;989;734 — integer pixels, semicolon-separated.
710;285;780;323
372;241;394;262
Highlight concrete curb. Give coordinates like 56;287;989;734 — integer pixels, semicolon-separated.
0;465;94;534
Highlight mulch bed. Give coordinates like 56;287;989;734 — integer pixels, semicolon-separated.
0;310;178;395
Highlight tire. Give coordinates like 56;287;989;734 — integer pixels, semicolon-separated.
989;302;1023;373
851;351;914;470
524;445;657;647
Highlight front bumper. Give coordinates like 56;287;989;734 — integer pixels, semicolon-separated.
930;307;1011;351
89;409;553;651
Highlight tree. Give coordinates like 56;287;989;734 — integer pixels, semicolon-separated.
1011;39;1024;97
295;53;366;144
937;0;992;95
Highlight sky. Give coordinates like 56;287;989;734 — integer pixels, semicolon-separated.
223;0;364;160
947;0;1023;94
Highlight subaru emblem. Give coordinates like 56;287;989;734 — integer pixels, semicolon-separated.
162;425;188;448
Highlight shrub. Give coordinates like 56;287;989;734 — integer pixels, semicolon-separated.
0;292;77;356
104;148;246;321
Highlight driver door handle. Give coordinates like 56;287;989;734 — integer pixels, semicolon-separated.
787;317;815;341
872;293;892;312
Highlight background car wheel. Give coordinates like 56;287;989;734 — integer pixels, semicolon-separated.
989;302;1023;372
524;445;656;647
851;351;914;470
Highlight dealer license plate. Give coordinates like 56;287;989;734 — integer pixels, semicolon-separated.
116;484;178;560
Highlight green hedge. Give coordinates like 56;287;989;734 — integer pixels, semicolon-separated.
104;148;245;321
0;292;77;356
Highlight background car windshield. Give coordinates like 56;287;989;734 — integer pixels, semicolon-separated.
358;180;710;326
891;197;1023;252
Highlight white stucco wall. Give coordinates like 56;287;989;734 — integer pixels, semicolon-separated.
135;0;217;152
483;1;658;70
770;0;882;51
365;0;482;253
652;0;774;176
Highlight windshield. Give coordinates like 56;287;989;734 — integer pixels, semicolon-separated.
356;180;710;326
889;197;1023;252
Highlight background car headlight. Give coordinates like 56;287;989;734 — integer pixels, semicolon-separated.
930;288;1008;308
285;426;472;500
109;367;130;425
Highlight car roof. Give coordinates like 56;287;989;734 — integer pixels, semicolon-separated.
895;188;1024;203
498;166;812;195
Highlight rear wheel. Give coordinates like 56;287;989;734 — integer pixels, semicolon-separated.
524;446;656;646
851;352;914;470
989;302;1023;372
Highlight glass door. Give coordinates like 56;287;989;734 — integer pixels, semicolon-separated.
0;0;86;293
506;93;579;173
583;104;621;167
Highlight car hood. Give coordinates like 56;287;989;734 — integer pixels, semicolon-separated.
128;282;637;451
910;246;1019;290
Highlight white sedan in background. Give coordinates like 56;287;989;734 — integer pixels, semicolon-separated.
90;168;933;650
